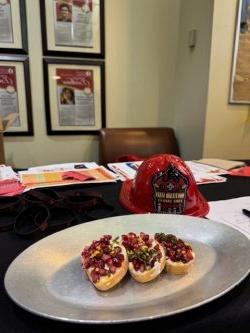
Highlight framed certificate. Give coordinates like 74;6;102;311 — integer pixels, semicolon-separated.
43;57;106;135
0;0;28;54
40;0;105;58
230;0;250;103
0;55;33;136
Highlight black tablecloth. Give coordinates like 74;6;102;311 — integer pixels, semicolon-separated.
1;175;250;333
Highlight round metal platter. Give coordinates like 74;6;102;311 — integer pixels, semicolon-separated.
4;214;250;324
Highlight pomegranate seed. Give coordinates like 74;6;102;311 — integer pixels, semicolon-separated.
91;271;99;283
107;258;113;266
112;257;122;267
99;268;108;276
117;254;124;261
84;258;90;269
102;254;111;261
110;266;116;274
139;263;145;272
96;260;105;268
103;247;110;254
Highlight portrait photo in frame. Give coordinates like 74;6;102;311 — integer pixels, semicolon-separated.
40;0;105;58
230;0;250;103
43;57;106;135
0;55;33;136
0;0;28;54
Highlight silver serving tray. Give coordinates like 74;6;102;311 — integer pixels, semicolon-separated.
4;214;250;324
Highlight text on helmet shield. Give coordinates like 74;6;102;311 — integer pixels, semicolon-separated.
152;164;189;214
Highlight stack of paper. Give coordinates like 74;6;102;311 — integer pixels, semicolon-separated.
0;164;18;180
20;164;118;191
108;161;228;185
194;158;245;170
0;165;24;195
185;161;227;184
108;161;142;180
28;162;99;172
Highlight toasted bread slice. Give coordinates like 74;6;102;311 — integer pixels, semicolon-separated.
81;235;128;291
165;251;195;274
122;232;165;283
155;233;195;275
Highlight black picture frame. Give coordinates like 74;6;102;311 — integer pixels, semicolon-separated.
0;0;28;54
0;55;33;136
43;57;106;135
40;0;105;58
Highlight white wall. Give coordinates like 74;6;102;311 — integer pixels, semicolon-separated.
4;0;181;168
173;0;214;160
203;0;250;159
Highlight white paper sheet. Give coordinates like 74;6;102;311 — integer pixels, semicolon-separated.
108;161;142;180
185;161;227;184
0;164;18;180
28;162;99;172
194;158;245;170
206;196;250;239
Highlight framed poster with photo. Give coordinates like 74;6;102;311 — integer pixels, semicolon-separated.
0;0;28;54
0;55;33;136
40;0;105;58
43;57;106;135
230;0;250;103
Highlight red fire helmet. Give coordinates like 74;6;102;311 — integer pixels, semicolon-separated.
120;154;209;217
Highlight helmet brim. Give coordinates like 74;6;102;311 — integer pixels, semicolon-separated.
120;179;210;217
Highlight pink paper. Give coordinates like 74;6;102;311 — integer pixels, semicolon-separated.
0;179;25;196
62;171;96;181
229;166;250;177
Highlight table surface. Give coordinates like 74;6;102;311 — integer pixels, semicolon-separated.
1;174;250;333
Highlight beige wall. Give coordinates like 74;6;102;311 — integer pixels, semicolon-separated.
4;0;180;168
106;0;180;127
203;0;250;159
174;0;213;160
4;0;247;168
